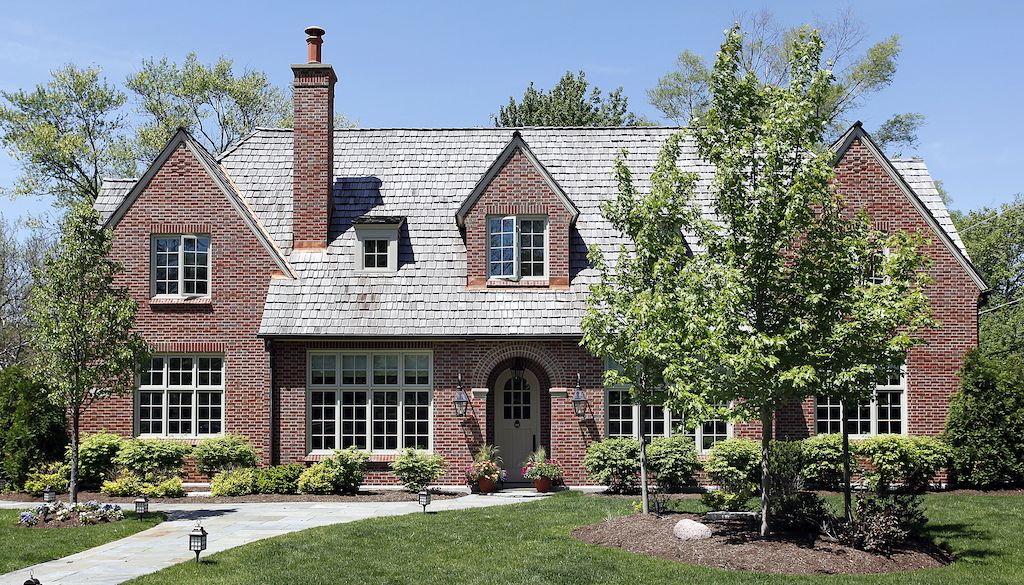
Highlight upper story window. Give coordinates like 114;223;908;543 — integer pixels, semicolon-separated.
815;362;907;437
153;235;210;296
138;354;224;437
353;217;403;274
488;216;547;279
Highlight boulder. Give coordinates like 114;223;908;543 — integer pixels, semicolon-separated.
673;518;713;540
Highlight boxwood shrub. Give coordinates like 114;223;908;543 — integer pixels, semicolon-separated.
390;449;446;492
255;464;305;494
646;436;700;491
583;438;641;493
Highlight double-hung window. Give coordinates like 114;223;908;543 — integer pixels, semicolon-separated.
138;355;224;437
487;216;547;279
308;351;432;452
153;235;210;296
815;363;907;436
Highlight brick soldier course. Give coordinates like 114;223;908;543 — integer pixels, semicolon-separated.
88;28;985;486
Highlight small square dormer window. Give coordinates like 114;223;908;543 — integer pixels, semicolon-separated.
488;215;547;280
353;216;403;273
152;235;211;297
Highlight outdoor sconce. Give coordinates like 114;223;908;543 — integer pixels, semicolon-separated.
135;494;149;517
418;489;432;513
572;373;590;418
453;373;470;417
189;523;208;563
42;485;55;503
511;357;525;379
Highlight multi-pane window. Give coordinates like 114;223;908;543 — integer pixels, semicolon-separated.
363;240;390;269
153;235;210;296
502;376;532;420
606;388;634;437
308;352;432;452
814;364;907;436
487;216;547;279
604;383;728;451
138;355;223;437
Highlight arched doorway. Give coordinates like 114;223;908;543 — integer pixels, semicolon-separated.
494;368;541;483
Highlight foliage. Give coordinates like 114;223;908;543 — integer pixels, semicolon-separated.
297;449;368;495
23;461;70;496
646;436;700;491
770;492;834;533
0;64;136;205
833;493;927;554
126;53;292;159
473;443;501;464
210;468;257;497
583;438;641;493
143;476;184;498
0;366;66;487
647;8;924;152
767;440;805;501
855;435;951;493
0;217;50;368
391;449;446;492
192;434;258;476
100;472;144;497
521;448;563;482
700;488;754;513
254;464;305;495
113;439;191;482
28;202;149;502
494;70;644;127
72;431;124;489
465;460;504;485
704;439;761;487
944;351;1024;487
800;433;853;489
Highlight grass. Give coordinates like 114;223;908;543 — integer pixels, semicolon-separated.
0;509;163;574
129;492;1023;585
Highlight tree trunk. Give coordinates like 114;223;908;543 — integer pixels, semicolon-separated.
639;425;650;514
759;403;772;537
841;401;852;521
70;411;80;504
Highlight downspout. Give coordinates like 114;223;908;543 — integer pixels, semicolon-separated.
265;336;278;466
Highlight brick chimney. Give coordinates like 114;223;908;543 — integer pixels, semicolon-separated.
291;26;336;250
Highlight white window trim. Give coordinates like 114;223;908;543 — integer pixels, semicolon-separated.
150;234;212;298
814;366;908;438
305;350;434;455
136;354;225;438
353;226;399;273
486;215;548;281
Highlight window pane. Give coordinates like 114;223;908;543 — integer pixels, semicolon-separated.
167;391;193;434
488;217;515;277
606;389;633;437
876;391;903;434
815;396;843;435
701;419;729;450
642;404;666;439
144;357;165;387
198;357;223;387
520;219;545;277
339;391;368;449
403;391;430;449
403;354;430;385
139;391;163;434
849;401;872;435
372;354;399;385
154;238;180;295
341;355;367;385
372;391;399;450
168;357;193;386
182;236;210;296
502;376;531;420
197;391;222;434
311;390;337;450
363;239;389;269
311;354;337;386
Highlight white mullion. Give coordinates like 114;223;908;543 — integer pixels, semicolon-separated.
511;215;521;280
177;236;186;295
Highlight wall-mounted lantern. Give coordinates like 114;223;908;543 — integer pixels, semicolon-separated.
511;357;525;379
453;373;470;417
572;372;590;418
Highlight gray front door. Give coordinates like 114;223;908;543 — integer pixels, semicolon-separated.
494;369;540;483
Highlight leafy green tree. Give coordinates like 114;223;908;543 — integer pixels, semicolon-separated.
0;366;67;487
126;53;292;159
494;70;645;127
28;203;148;503
0;215;50;368
0;64;136;205
647;9;923;153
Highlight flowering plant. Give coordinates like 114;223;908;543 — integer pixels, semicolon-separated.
521;448;564;481
465;460;505;484
16;501;124;527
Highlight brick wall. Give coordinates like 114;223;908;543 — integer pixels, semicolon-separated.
291;64;335;250
463;148;574;289
82;142;279;469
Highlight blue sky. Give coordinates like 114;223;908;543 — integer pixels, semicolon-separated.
1;0;1020;223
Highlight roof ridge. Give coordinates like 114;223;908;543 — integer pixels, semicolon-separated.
250;126;686;132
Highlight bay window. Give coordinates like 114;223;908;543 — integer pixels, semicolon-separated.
138;355;223;437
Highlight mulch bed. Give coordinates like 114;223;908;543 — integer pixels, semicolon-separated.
1;490;464;504
573;512;952;575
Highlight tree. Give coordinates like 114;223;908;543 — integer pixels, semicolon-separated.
127;53;292;160
0;366;67;487
0;64;136;206
647;9;924;153
494;71;645;127
874;112;926;156
0;215;50;368
28;203;148;503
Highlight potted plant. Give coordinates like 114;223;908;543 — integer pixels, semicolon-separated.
522;448;563;493
466;444;505;494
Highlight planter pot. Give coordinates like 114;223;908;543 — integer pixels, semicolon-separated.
478;477;498;493
533;477;554;493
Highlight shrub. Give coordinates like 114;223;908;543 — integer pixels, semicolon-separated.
701;488;753;512
23;461;70;496
114;439;192;481
800;433;852;490
583;438;640;493
211;468;257;496
143;476;185;498
944;351;1024;487
856;435;951;493
101;472;145;497
74;432;125;488
835;493;927;554
255;464;305;495
702;438;760;512
192;434;259;476
521;448;563;482
767;440;804;501
298;448;368;495
647;436;700;491
771;492;834;533
0;366;66;488
391;449;446;492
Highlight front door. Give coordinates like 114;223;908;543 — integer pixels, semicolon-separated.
494;369;541;483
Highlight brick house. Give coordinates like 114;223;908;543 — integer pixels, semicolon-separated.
89;28;985;486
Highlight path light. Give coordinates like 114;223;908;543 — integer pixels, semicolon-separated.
134;495;149;517
42;485;55;503
453;373;470;417
418;489;432;513
189;523;208;563
0;476;7;492
572;373;590;418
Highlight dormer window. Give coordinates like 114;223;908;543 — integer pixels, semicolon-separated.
152;235;210;297
488;216;547;280
353;216;403;273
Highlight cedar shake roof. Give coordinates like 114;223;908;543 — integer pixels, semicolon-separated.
95;126;973;337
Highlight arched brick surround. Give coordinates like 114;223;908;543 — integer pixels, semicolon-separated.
484;357;553;454
469;342;569;389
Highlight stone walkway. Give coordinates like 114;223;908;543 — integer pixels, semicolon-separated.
2;495;529;584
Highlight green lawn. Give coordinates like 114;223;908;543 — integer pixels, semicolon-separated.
1;509;163;574
130;492;1023;585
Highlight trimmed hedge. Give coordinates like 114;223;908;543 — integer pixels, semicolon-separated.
855;435;951;493
255;464;305;495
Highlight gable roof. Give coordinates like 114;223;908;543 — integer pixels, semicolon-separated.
98;129;295;279
454;130;580;228
832;122;986;290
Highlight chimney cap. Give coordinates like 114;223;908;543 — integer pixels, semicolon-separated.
305;26;326;38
